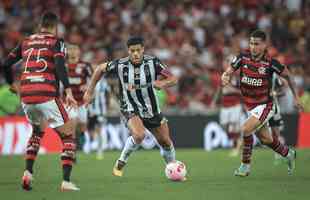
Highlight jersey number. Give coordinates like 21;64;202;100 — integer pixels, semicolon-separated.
24;48;48;73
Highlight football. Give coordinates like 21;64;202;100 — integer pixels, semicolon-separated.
165;160;187;181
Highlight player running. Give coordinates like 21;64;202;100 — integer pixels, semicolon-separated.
2;12;79;191
269;73;287;164
221;30;303;177
65;44;92;151
84;36;181;179
86;76;110;159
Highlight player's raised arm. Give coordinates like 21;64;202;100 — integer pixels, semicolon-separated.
2;44;22;93
221;54;242;87
153;58;178;89
83;62;108;105
221;66;235;87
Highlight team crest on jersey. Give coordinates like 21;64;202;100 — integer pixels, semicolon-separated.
134;68;140;75
258;67;266;75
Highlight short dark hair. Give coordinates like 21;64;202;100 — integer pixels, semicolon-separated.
40;12;58;28
127;36;144;47
250;30;267;41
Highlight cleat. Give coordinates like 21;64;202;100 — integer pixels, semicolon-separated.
234;164;250;177
112;160;126;177
60;181;80;191
22;170;33;191
286;148;296;175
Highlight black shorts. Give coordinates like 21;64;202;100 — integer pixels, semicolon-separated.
269;116;284;129
121;112;167;129
87;115;106;131
268;103;284;130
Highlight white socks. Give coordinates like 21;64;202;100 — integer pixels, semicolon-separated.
160;144;176;163
119;136;140;162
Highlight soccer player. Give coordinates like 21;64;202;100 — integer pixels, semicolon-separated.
221;30;303;176
269;73;286;164
87;77;110;160
65;44;92;150
84;36;180;178
2;12;80;191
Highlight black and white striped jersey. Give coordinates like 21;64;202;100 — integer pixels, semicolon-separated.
88;78;110;117
271;73;283;105
106;55;166;118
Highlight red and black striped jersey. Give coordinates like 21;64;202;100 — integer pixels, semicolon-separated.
231;51;285;109
7;32;66;104
66;61;92;105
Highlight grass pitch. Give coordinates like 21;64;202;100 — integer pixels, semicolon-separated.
0;149;309;200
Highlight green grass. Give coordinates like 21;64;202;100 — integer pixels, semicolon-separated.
0;149;309;200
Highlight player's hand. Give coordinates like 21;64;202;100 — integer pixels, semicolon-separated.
153;80;165;90
9;82;20;94
65;88;78;109
80;84;88;92
83;89;94;106
221;72;230;87
294;97;304;112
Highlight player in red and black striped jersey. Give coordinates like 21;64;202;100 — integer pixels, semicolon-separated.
65;44;92;150
2;12;79;191
221;30;303;177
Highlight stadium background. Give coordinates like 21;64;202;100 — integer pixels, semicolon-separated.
1;0;310;153
0;1;310;200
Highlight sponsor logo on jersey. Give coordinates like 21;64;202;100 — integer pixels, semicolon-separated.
258;67;266;75
241;76;262;86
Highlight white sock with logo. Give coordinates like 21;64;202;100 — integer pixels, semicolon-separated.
160;143;176;163
119;136;140;162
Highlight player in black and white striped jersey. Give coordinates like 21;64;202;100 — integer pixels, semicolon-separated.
269;73;286;164
85;77;110;159
84;36;180;178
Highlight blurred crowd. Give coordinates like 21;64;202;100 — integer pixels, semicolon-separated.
1;0;310;115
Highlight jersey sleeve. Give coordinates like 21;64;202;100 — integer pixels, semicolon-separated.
53;38;66;58
230;53;243;71
270;59;285;75
154;57;171;77
2;43;22;84
106;60;118;74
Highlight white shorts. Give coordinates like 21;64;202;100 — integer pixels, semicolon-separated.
247;102;275;128
67;105;88;123
22;99;69;129
219;104;244;132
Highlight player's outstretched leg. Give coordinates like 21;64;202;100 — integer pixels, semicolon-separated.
260;129;296;175
55;121;80;191
113;115;145;177
22;126;44;191
151;121;176;164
